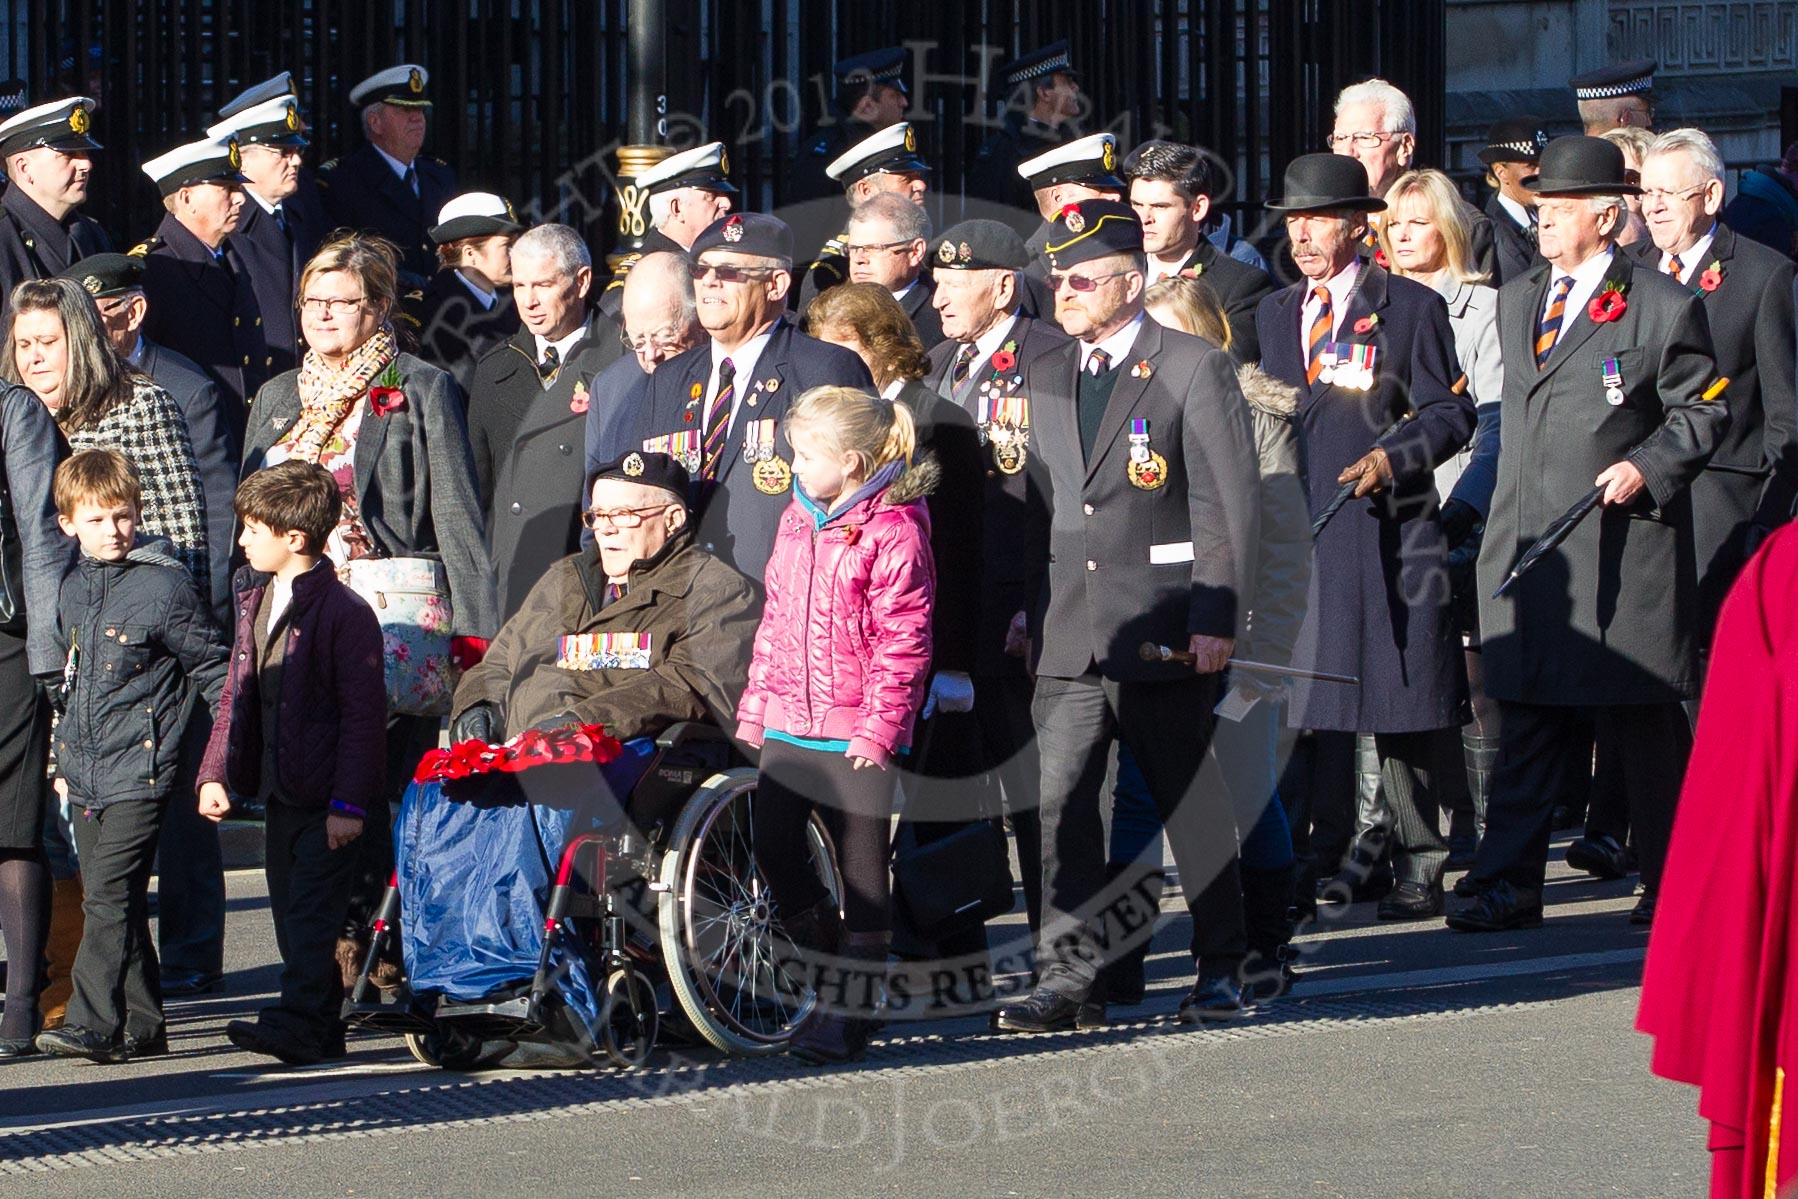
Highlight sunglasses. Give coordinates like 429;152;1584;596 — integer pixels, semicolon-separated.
1048;270;1130;293
693;262;779;284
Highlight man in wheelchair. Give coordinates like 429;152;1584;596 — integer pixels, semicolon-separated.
367;451;761;1067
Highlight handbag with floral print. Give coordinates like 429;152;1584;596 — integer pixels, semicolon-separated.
342;556;458;717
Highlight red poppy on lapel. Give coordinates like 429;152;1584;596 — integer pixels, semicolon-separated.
1373;248;1389;269
1589;287;1628;323
368;363;406;415
1353;315;1379;334
991;347;1017;373
1698;263;1722;293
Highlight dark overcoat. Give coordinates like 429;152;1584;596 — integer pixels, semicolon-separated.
1256;262;1475;733
924;313;1067;678
410;268;520;397
466;315;627;620
1163;239;1276;365
1477;249;1725;705
137;214;268;418
1025;316;1261;681
1483;194;1541;287
316;143;457;285
631;319;873;584
0;185;111;308
1629;223;1798;626
228;193;327;380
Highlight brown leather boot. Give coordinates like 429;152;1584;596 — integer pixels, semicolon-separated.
39;876;83;1030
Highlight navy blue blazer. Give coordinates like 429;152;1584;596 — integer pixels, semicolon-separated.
136;214;269;421
317;143;458;285
0;185;111;311
632;319;872;582
227;190;328;380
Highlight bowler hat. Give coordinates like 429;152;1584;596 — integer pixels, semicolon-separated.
1265;154;1385;212
1523;135;1641;196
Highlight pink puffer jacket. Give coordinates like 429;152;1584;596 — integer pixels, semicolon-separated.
737;459;937;766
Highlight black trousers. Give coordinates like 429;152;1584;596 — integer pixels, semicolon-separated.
260;800;360;1047
66;798;165;1041
1031;672;1245;996
1309;729;1451;886
1471;701;1692;894
155;692;225;976
974;673;1042;937
753;739;897;937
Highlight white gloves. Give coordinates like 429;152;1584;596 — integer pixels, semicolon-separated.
921;670;976;720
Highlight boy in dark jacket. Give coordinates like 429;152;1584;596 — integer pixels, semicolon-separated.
197;461;386;1065
35;449;228;1063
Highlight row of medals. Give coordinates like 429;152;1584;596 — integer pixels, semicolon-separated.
978;373;1028;475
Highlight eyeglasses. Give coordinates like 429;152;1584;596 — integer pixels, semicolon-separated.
621;323;689;354
844;239;919;261
693;262;778;284
299;296;367;315
581;503;676;530
1048;270;1129;292
1325;131;1398;151
1639;184;1711;206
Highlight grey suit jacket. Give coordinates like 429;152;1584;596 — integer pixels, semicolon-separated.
1026;316;1261;681
241;352;498;639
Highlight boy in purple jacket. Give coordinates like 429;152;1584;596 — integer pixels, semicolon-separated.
197;461;386;1065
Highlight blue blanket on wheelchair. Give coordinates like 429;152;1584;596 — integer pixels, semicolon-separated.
394;738;656;1020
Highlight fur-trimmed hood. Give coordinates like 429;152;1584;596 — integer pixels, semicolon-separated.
1237;363;1301;421
882;452;942;506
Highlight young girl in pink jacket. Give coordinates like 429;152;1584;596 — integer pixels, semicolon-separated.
736;385;936;1065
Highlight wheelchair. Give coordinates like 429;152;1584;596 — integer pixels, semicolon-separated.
343;722;843;1069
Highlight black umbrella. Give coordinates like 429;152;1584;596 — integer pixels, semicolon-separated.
1491;484;1606;598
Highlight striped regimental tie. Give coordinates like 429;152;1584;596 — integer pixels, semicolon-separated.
1535;276;1574;369
1305;286;1332;385
701;356;735;479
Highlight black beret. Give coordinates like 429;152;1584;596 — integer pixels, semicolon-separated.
589;450;690;500
1043;200;1143;270
55;252;143;298
931;219;1029;271
691;212;794;264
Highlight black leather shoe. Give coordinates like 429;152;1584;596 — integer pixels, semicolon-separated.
0;1034;39;1058
1445;881;1544;932
1377;880;1444;921
1177;975;1248;1022
226;1020;323;1066
1452;873;1490;898
1565;834;1631;880
994;987;1101;1034
161;970;222;996
786;1012;872;1065
1241;948;1298;1002
35;1024;127;1063
1630;892;1657;926
121;1029;169;1060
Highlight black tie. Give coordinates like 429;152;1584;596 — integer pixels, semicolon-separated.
1524;209;1539;248
539;344;560;382
273;206;288;237
403;164;419;196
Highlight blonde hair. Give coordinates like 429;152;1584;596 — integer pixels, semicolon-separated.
1379;169;1489;285
1600;126;1654;169
786;385;916;478
1143;276;1232;351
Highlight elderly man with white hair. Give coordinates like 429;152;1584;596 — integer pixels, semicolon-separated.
585;251;708;487
1452;135;1725;934
598;142;735;320
1329;77;1496;277
466;222;627;619
1635;127;1798;633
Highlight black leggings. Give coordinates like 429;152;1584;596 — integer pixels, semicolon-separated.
753;740;896;937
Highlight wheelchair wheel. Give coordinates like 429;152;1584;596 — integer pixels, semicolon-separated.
403;1025;491;1070
597;968;658;1069
657;768;843;1055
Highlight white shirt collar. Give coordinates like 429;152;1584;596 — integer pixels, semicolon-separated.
534;319;589;370
244;187;281;217
710;324;778;433
455;270;498;310
892;280;917;303
1078;311;1145;373
1495;192;1534;229
1299;257;1362;342
1659;223;1718;284
880;378;906;401
370;143;414;180
972;311;1020;362
1544;245;1617;331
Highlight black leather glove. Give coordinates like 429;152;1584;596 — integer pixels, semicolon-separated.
450;702;501;746
1439;498;1481;551
34;670;66;714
